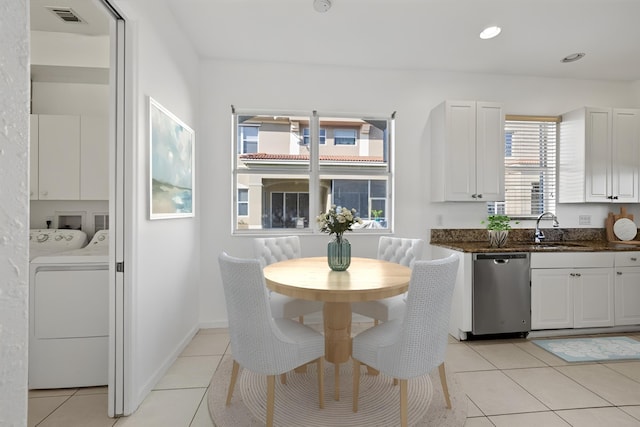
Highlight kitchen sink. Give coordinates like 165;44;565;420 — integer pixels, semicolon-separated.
528;242;588;250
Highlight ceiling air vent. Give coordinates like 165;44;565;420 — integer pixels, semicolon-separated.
46;7;86;24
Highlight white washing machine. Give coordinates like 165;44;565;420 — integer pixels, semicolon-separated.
29;230;109;389
29;228;88;260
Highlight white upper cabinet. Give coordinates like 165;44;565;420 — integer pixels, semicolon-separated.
80;116;109;200
37;114;81;200
31;114;108;201
559;107;640;203
30;115;39;200
430;100;505;201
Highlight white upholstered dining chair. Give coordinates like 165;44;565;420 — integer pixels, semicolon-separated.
351;236;424;324
218;252;325;427
254;236;323;323
351;254;459;427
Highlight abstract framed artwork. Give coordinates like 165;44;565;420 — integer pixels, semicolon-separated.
149;97;195;219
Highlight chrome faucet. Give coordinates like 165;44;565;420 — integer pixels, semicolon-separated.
535;212;559;243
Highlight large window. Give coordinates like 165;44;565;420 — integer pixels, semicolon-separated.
488;116;559;217
232;111;393;232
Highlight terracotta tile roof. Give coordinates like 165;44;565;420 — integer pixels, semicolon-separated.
239;153;384;163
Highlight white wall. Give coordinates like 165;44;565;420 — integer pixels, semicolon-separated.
633;80;640;104
0;0;29;424
198;59;640;327
112;0;202;413
31;31;110;68
32;82;109;116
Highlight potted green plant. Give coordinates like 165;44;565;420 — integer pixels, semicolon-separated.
482;215;517;247
371;209;383;222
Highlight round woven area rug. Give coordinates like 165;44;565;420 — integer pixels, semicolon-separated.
208;356;466;427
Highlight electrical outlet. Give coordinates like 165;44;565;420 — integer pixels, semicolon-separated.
579;215;591;225
436;214;443;226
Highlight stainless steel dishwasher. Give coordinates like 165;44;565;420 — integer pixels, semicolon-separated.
472;253;530;336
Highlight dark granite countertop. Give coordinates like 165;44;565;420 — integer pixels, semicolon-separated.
430;228;640;253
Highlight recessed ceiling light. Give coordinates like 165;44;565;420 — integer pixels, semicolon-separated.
313;0;332;13
479;26;501;40
562;52;586;63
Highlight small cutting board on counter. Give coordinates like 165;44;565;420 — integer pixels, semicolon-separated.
606;207;640;244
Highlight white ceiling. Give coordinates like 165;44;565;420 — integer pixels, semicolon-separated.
30;0;110;36
30;0;640;82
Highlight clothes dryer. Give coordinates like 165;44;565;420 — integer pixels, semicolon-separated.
29;230;109;389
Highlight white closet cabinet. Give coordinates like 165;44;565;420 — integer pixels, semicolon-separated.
38;115;81;200
31;114;108;201
559;107;640;203
430;100;504;202
614;252;640;326
30;115;39;200
80;116;109;200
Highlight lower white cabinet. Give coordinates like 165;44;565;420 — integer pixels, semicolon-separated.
531;268;573;329
531;267;614;329
531;252;615;330
573;268;614;328
614;252;640;326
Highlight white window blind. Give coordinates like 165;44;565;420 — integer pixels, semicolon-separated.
488;116;559;218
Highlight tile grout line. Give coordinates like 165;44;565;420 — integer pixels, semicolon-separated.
33;394;74;427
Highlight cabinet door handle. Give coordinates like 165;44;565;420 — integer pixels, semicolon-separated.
613;196;619;200
570;273;575;277
477;194;483;199
575;273;581;277
617;271;623;275
631;257;637;261
471;194;477;199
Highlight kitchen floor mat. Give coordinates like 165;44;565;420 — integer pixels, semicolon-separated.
532;336;640;362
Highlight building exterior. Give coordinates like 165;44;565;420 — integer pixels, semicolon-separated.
235;115;390;230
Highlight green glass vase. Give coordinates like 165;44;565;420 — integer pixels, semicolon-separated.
327;236;351;271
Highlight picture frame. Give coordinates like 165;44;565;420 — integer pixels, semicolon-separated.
149;97;195;219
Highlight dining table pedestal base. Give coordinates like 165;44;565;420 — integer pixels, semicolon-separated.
323;302;352;400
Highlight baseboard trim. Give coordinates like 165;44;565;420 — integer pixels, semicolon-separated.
528;325;640;339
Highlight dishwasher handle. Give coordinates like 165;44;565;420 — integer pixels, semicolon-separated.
474;253;529;261
494;259;509;265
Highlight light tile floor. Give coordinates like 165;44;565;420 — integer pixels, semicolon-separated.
28;327;640;426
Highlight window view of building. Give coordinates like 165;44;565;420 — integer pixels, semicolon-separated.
232;112;393;232
238;125;259;154
488;116;558;218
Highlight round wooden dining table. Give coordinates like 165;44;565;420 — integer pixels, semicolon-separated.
263;256;411;400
